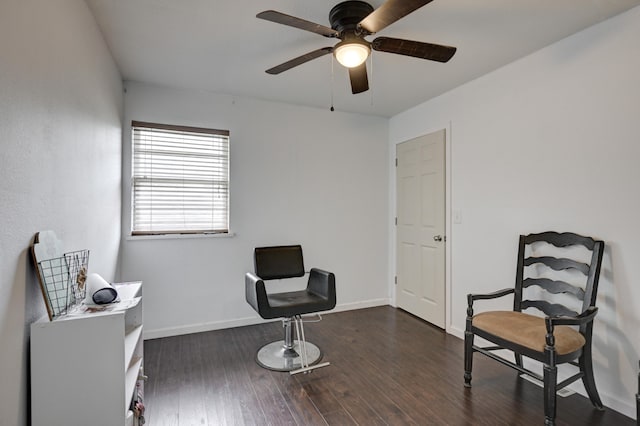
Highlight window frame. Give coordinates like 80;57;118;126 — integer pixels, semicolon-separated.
130;120;230;237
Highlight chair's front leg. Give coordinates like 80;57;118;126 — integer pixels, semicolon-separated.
544;363;557;426
464;329;473;387
544;319;558;425
464;296;474;387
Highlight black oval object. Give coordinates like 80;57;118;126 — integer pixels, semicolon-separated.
92;287;118;304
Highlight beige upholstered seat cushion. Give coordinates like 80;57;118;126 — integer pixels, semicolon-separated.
473;311;586;355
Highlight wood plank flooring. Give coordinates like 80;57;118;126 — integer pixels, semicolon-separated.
143;306;633;425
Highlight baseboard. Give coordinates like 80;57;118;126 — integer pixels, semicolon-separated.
143;316;271;340
447;324;465;339
328;298;391;313
143;298;391;340
599;390;636;420
514;371;635;420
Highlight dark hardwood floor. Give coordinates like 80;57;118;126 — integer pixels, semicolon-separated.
144;306;633;425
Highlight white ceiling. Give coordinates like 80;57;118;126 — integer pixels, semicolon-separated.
86;0;640;117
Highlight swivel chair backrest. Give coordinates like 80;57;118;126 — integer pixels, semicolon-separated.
254;245;305;280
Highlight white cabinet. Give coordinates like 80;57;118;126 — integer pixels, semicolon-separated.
31;282;143;426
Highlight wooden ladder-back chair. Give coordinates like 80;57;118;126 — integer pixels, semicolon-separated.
464;231;605;426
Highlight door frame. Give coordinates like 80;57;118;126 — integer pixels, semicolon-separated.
389;122;453;333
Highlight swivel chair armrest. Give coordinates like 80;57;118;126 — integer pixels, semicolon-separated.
308;268;336;302
245;272;269;315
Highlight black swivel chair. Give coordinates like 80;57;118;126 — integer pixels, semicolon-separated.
245;245;336;372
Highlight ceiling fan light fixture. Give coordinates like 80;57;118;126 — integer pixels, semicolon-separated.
334;40;370;68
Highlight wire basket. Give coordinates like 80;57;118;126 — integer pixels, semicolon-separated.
37;249;89;319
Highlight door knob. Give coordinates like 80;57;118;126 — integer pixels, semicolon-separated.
434;235;443;242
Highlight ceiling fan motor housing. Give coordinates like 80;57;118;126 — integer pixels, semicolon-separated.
329;1;374;35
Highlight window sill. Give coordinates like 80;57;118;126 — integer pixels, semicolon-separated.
125;232;236;241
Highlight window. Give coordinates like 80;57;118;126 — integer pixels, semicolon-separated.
131;121;229;235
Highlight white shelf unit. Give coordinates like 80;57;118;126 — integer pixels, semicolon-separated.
31;282;143;426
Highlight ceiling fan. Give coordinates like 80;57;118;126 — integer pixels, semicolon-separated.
257;0;457;94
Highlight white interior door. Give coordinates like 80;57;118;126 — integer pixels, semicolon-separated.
396;129;446;328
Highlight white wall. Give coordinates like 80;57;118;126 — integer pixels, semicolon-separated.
390;6;640;419
121;82;390;338
0;1;123;425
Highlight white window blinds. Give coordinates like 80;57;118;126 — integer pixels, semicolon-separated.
131;121;229;235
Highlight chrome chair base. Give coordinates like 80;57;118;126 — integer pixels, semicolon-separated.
256;340;322;372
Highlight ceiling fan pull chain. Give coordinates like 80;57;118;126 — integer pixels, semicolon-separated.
370;52;374;107
330;54;335;112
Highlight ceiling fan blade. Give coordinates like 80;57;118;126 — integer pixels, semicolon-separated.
349;63;369;94
358;0;433;34
257;10;339;38
372;37;456;62
265;47;333;75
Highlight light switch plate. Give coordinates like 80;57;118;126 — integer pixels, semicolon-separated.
453;209;462;224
